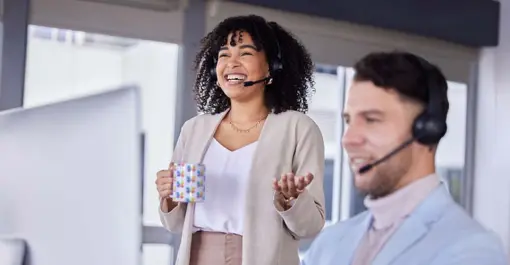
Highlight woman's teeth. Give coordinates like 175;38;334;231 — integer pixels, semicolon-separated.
226;74;247;85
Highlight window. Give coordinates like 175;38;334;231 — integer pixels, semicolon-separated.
306;66;345;223
436;81;467;204
299;65;346;257
23;25;180;265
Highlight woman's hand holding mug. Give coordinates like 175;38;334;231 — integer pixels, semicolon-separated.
156;162;179;212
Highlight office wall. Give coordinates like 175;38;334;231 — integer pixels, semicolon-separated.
475;0;510;252
0;23;3;87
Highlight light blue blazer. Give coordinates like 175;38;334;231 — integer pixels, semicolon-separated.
302;185;508;265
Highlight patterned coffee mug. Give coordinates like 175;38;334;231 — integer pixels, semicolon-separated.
171;163;206;202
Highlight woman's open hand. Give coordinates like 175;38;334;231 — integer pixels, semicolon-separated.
272;172;314;210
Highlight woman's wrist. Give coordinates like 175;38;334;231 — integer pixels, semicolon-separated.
274;192;296;211
161;197;179;213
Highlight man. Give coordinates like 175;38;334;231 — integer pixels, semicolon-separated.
302;51;508;265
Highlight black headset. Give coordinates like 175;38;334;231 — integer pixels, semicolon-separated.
209;22;283;80
408;54;448;145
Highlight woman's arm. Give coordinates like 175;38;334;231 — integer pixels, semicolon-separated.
158;120;191;233
275;116;326;239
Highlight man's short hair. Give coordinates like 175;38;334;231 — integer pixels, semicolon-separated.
353;51;449;120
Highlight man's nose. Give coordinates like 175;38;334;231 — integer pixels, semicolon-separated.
342;124;366;148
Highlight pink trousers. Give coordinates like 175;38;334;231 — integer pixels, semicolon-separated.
189;231;243;265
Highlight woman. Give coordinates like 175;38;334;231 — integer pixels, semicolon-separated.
155;15;325;265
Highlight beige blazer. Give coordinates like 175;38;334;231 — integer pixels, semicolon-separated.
159;109;326;265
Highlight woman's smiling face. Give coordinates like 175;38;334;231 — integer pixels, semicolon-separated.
215;30;270;101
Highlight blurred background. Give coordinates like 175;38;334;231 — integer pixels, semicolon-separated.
0;0;508;264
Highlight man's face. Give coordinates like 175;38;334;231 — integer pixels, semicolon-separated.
342;80;423;198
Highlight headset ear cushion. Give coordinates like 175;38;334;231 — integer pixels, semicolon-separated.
413;112;447;145
210;67;217;80
271;60;283;73
210;56;218;80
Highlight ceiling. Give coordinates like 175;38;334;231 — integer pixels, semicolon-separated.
228;0;500;47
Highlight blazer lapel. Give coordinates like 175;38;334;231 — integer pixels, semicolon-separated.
189;110;228;163
336;214;372;264
372;185;452;265
371;217;427;265
183;110;229;237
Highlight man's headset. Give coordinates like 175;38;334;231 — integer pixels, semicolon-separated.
358;54;448;174
410;55;448;145
209;22;283;87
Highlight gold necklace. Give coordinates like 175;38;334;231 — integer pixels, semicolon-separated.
229;116;267;133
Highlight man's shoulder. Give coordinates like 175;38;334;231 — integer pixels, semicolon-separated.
438;203;506;250
317;211;370;239
430;220;508;264
422;202;508;263
302;212;370;264
334;211;369;228
439;202;498;237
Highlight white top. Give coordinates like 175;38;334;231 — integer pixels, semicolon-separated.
193;138;258;235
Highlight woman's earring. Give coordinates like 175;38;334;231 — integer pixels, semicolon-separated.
216;81;221;87
267;77;273;85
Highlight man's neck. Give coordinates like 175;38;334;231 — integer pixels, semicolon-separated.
365;173;440;229
393;157;436;191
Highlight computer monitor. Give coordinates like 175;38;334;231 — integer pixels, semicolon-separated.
0;238;26;265
0;86;142;265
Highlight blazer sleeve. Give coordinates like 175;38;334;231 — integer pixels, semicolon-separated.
275;116;326;239
158;120;191;233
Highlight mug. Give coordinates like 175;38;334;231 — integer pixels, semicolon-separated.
171;163;206;202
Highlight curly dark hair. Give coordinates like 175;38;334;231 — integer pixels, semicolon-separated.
353;51;449;120
193;14;315;114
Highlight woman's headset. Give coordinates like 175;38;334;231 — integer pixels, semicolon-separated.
209;22;283;81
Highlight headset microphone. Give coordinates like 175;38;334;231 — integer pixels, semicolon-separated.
244;77;271;87
358;137;415;174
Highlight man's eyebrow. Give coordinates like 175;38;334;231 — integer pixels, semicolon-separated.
360;109;384;116
342;109;385;118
